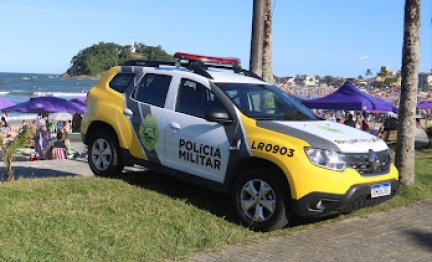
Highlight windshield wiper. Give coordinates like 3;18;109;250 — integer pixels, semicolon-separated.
254;117;278;120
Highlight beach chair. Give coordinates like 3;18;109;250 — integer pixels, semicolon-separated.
52;147;67;160
383;130;397;150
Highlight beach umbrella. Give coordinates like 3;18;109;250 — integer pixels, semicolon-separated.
68;97;86;113
1;96;83;113
0;98;15;110
49;112;73;122
417;99;432;109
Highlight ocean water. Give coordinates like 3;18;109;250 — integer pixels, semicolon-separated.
0;72;97;120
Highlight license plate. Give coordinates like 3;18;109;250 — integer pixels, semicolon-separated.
371;183;391;198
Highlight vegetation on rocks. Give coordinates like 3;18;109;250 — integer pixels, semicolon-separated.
66;42;174;77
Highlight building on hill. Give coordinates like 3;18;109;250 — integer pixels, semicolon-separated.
418;72;432;92
130;37;136;53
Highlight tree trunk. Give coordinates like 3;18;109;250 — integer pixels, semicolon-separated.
249;0;265;77
395;0;421;186
262;0;273;84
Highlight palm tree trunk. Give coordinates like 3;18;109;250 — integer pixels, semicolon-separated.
262;0;273;84
250;0;265;77
395;0;421;186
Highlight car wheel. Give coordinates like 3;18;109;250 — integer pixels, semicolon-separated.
88;130;123;178
232;169;292;232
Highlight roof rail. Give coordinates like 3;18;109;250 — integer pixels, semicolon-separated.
122;59;263;81
122;60;177;67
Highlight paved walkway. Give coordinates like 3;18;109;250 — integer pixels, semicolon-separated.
186;200;432;262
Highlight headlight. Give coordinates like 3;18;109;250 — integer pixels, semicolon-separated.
304;148;347;171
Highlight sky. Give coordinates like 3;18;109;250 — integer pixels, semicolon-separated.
0;0;431;78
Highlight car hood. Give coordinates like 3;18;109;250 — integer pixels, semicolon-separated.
256;120;389;153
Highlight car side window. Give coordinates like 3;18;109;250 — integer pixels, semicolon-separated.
175;78;224;118
132;74;172;108
109;73;134;93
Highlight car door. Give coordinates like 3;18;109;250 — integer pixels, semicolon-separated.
164;78;231;183
123;72;172;165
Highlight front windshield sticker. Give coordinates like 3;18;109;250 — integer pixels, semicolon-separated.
179;139;222;170
334;138;381;144
139;113;159;151
251;141;295;157
317;125;342;133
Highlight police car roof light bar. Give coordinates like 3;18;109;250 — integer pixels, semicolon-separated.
174;52;241;66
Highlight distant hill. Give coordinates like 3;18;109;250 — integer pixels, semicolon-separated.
65;42;175;77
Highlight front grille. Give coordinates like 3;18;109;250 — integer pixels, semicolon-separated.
345;150;391;176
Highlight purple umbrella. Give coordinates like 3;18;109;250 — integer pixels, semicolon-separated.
417;99;432;109
69;97;86;113
2;96;83;113
0;98;15;110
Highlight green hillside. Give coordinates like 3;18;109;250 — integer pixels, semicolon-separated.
66;42;174;77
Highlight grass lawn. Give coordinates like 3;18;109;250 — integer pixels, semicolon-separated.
1;148;431;261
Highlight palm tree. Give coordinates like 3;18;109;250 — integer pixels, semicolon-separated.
395;0;421;186
365;69;373;78
262;0;273;83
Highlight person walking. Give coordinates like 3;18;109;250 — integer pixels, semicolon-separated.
35;113;49;160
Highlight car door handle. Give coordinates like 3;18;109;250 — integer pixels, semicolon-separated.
123;108;133;118
170;122;181;130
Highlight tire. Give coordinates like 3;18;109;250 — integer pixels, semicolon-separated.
88;130;124;178
232;169;292;232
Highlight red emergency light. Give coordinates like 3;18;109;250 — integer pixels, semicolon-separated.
174;52;241;66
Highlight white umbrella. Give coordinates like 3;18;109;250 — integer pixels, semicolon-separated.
49;112;73;122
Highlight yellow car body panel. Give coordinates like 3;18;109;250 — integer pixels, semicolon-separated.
81;67;146;160
240;115;399;200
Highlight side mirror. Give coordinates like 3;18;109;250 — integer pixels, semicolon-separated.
204;108;233;124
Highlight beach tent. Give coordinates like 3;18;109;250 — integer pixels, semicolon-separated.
2;96;83;113
0;98;15;110
301;81;397;112
417;99;432;109
68;97;86;113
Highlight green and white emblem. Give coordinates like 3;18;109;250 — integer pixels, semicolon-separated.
317;124;342;133
139;113;159;151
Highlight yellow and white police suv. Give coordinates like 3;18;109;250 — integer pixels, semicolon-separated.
82;52;399;231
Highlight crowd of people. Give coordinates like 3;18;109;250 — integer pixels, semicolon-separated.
318;109;429;144
33;113;82;160
0;111;83;161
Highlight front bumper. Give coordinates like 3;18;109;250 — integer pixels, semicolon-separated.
292;179;400;218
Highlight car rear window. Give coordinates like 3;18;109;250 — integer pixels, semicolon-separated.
109;73;134;93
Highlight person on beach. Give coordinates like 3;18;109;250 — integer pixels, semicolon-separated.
19;120;28;134
44;131;68;160
354;114;362;129
72;113;82;133
377;112;398;138
1;111;8;122
361;119;370;132
343;114;355;128
0;117;11;138
35;113;49;160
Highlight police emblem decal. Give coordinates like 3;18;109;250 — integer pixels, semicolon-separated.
139;113;159;151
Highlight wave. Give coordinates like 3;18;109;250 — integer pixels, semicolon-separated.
1;91;87;97
32;92;87;97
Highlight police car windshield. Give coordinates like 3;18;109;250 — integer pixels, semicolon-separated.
216;83;318;121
